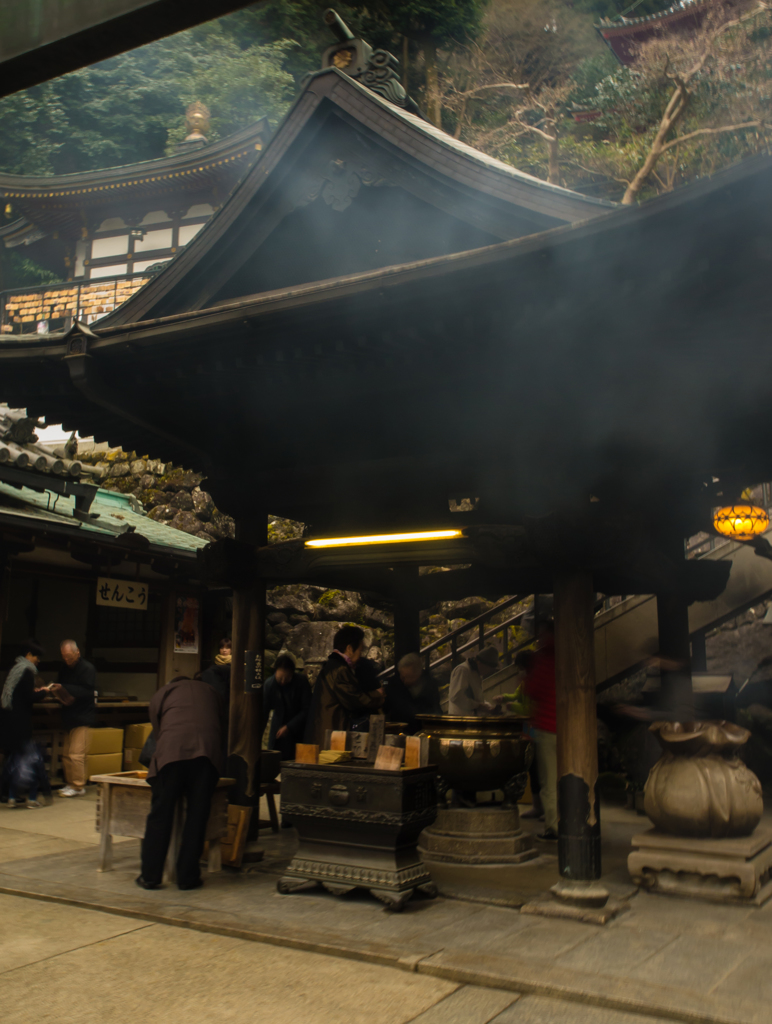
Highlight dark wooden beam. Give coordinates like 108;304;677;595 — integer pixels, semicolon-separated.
0;0;262;98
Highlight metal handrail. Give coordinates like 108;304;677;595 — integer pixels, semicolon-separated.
378;593;530;679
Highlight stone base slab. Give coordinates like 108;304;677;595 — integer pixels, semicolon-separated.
629;827;772;905
419;806;537;865
520;896;630;926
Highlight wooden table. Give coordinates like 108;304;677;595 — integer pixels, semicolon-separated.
92;770;235;882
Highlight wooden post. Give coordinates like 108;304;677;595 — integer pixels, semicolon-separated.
554;570;601;883
228;515;266;811
392;564;421;665
656;592;695;720
691;631;707;673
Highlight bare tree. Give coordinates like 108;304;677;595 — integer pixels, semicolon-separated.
621;2;772;204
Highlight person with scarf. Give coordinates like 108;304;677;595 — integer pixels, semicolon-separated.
201;638;232;701
0;641;50;808
303;625;384;747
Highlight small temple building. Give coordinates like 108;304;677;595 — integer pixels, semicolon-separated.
0;104;270;334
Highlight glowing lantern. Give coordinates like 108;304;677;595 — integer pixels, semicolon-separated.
713;504;769;541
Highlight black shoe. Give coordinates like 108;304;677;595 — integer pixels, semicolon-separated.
178;878;204;891
135;875;162;890
537;828;558;841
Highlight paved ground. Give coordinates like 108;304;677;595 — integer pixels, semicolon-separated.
0;793;769;1024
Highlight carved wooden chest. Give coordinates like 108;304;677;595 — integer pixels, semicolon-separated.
278;761;438;910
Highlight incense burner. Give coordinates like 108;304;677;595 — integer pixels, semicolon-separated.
415;714;532;804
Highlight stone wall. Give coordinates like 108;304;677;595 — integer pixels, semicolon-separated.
77;448;236;542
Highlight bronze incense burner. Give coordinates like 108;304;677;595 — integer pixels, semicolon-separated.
415;714;532;804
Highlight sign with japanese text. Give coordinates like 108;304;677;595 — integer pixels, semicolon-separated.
96;577;148;610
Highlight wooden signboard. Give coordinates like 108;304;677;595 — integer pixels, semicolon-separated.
96;577;148;610
330;730;348;751
295;744;319;764
367;714;385;762
404;735;430;769
374;745;404;771
219;804;253;868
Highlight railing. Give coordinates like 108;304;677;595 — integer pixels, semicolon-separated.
0;272;151;336
379;594;533;680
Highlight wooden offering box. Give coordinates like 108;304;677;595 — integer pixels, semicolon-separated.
92;770;235;882
278;761;438;911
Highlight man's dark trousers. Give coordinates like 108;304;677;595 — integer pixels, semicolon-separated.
141;757;218;888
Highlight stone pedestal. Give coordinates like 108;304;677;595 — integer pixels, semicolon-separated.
629;827;772;905
419;806;537;865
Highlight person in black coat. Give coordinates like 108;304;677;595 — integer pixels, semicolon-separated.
49;639;97;797
264;654;311;761
384;653;443;734
0;641;50;807
200;637;231;701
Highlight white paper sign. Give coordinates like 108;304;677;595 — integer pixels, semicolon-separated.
96;577;148;611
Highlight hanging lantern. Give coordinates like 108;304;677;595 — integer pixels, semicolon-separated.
713;504;769;541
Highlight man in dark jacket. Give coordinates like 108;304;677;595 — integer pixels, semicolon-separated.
0;641;50;808
200;637;231;701
264;653;311;761
49;640;97;797
138;675;225;891
303;626;384;747
385;653;443;734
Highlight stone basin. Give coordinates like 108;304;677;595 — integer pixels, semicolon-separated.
416;714;533;802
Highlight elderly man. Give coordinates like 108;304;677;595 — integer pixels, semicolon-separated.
49;640;97;797
138;674;226;891
385;653;442;733
448;646;498;716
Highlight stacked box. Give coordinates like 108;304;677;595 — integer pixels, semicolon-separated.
123;722;152;772
87;753;123;777
86;728;124;779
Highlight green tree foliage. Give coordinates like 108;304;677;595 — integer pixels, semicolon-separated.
0;19;295;176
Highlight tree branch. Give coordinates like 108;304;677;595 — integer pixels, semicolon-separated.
452;82;529;99
661;120;764;151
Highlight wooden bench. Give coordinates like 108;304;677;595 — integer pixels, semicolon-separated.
92;770;235;882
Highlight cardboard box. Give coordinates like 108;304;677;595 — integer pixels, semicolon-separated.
123;747;145;772
87;728;124;755
124;723;152;748
86;752;123;779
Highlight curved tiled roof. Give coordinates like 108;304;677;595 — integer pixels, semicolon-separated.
0;404;100;480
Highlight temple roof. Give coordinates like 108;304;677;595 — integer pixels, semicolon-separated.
0;479;209;555
0;404;100;480
0;149;769;537
0;116;270;239
597;0;729;63
100;68;613;326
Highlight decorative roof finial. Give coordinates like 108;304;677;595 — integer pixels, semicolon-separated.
175;102;210;153
185;101;210;143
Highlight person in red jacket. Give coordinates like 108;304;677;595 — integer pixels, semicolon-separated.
524;620;557;841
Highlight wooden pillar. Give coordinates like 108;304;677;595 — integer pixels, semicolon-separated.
691;631;707;673
227;515;266;808
0;548;9;660
656;593;694;721
554;570;601;882
392;564;421;664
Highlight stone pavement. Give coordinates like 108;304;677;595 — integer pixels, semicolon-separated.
0;794;770;1024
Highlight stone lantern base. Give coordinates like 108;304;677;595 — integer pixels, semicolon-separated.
629;828;772;905
418;806;537;865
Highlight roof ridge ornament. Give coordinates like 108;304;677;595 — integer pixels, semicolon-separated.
321;8;423;117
